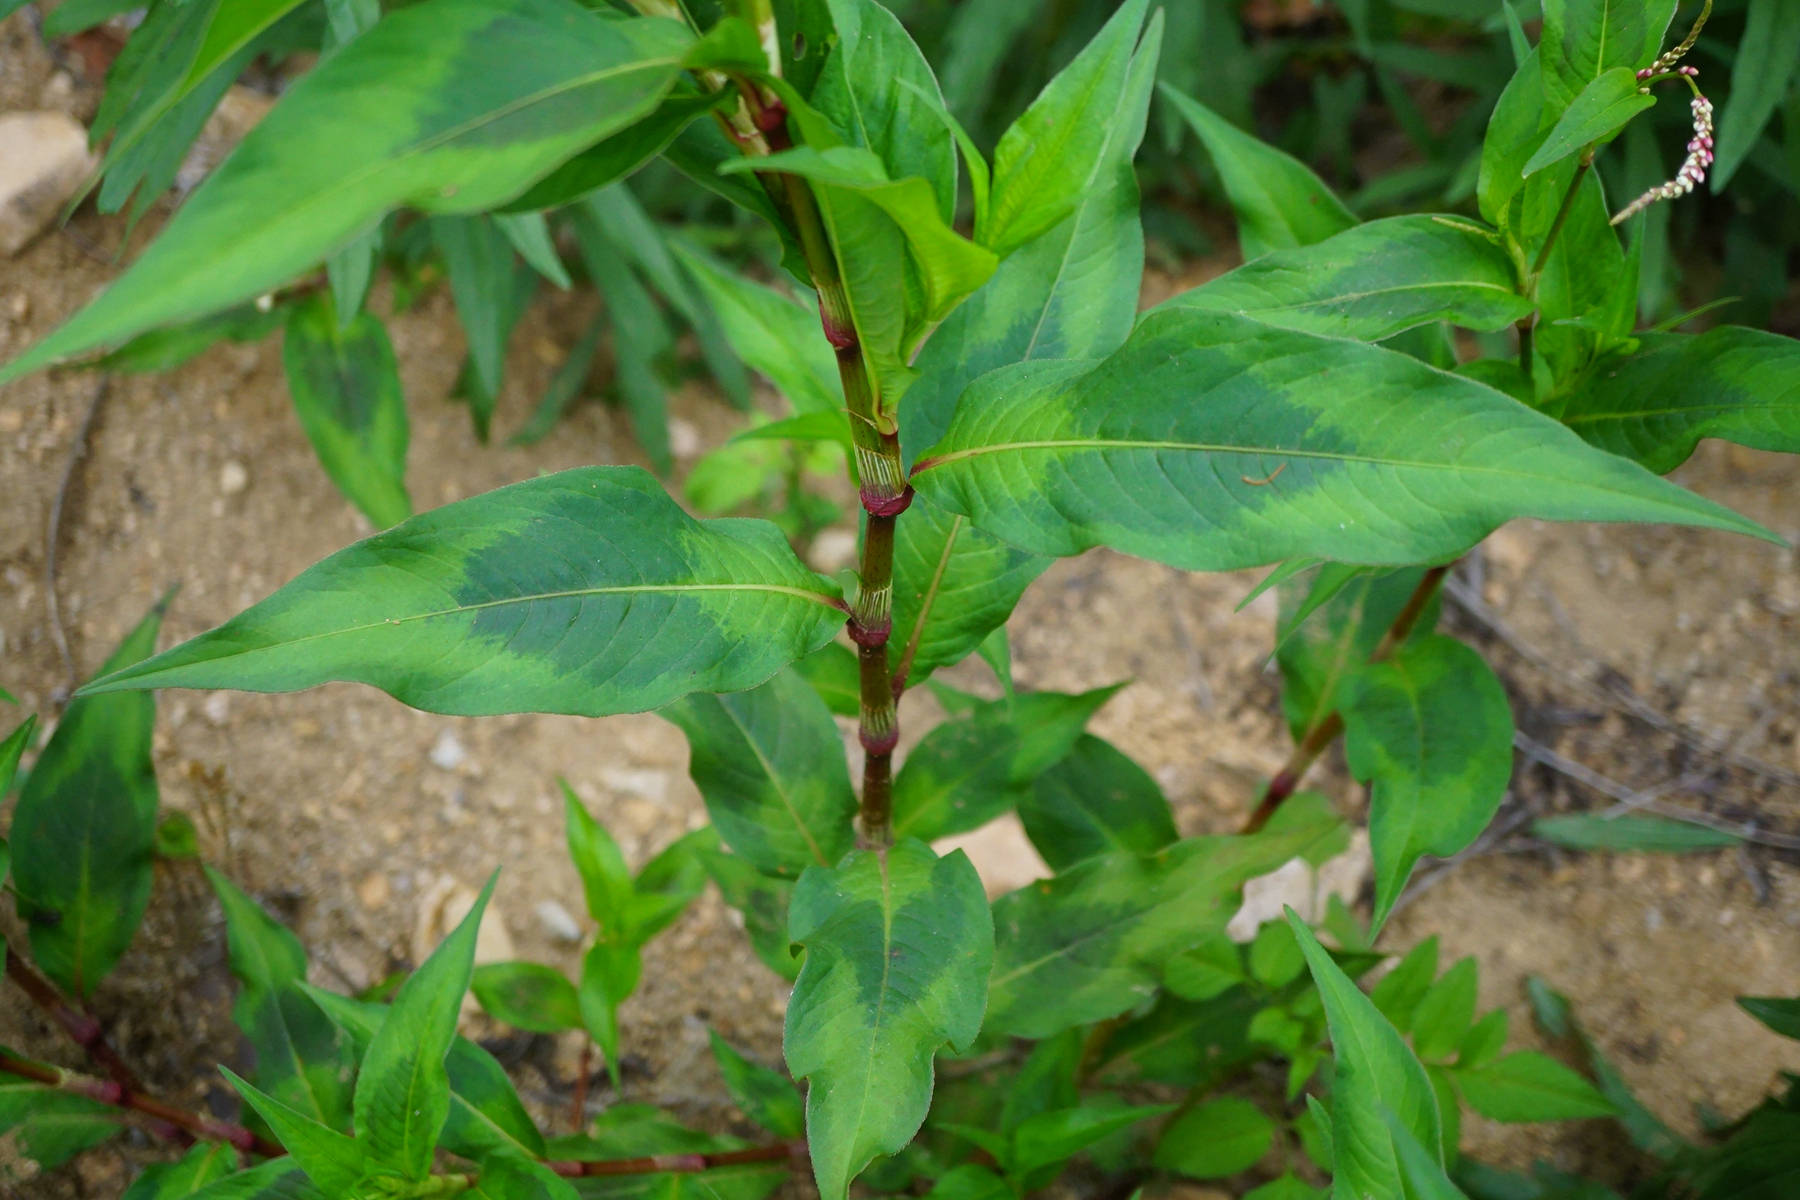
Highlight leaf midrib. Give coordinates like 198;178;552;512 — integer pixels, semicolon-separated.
719;699;831;868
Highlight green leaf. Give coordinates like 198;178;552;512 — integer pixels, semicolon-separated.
1532;813;1743;853
301;987;547;1160
281;293;410;528
580;940;641;1090
988;798;1345;1038
669;240;840;417
1012;1101;1171;1180
722;144;997;337
0;713;35;797
205;867;352;1127
984;0;1151;256
902;20;1160;463
813;0;958;222
785;840;993;1200
1456;1050;1620;1122
699;847;802;981
1245;1175;1327;1200
1479;50;1547;231
1714;0;1800;188
891;686;1118;842
794;642;859;718
121;1142;241;1200
1738;996;1800;1040
1459;1008;1510;1071
505;91;724;212
1249;920;1306;989
1163;936;1246;1002
435;214;523;434
1154;1096;1275;1179
223;1068;368;1194
662;668;856;878
472;962;583;1033
709;1032;805;1138
497;212;572;289
562;781;633;936
177;1159;327;1200
923;1164;1012;1200
1410;958;1479;1063
356;873;495;1180
1287;912;1443;1200
83;468;845;716
1161;86;1358;257
1522;69;1655;177
1553;327;1800;474
1163;215;1531;341
0;1080;118;1175
913;311;1770;574
1383;1107;1472;1200
11;592;168;996
1278;568;1440;743
1342;636;1515;931
467;1156;580;1200
1018;734;1178;872
93;305;283;375
629;827;714;942
890;497;1049;689
0;0;693;381
1540;0;1675;113
570;216;675;473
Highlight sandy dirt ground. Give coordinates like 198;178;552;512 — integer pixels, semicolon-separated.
2;11;1798;1197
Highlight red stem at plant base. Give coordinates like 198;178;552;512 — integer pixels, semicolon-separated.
546;1142;808;1177
1240;563;1453;833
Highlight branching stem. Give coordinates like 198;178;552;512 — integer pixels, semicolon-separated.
1241;564;1452;833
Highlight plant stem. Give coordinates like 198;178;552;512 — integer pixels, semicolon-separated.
1529;152;1593;285
1516;320;1534;377
1241;563;1453;833
546;1142;808;1177
0;1047;277;1155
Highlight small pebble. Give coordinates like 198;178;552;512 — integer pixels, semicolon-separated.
220;460;249;495
202;691;231;724
668;417;702;459
535;899;583;945
357;872;391;911
429;730;466;771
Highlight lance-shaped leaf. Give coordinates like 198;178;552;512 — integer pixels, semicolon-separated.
119;1141;240;1199
0;0;692;381
1287;912;1443;1200
223;1069;369;1195
82;468;845;716
304;987;546;1161
472;962;583;1033
0;1081;118;1175
987;798;1345;1038
1540;0;1675;113
356;873;495;1180
282;293;411;529
1342;636;1514;932
0;712;34;797
1714;0;1800;189
710;1032;805;1139
891;497;1049;689
1277;567;1440;742
165;1158;326;1200
785;841;993;1200
662;669;856;879
1523;68;1655;177
11;593;168;997
983;0;1151;256
1019;734;1178;872
1160;85;1356;258
1455;1051;1619;1121
503;91;724;213
701;845;802;981
892;686;1119;842
813;0;957;221
1479;50;1547;232
1554;326;1800;473
902;16;1160;464
912;310;1770;573
206;868;353;1129
1161;216;1532;341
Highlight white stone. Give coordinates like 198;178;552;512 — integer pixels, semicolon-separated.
1227;829;1373;941
0;112;97;257
535;899;584;945
934;814;1050;898
668;417;702;460
219;460;249;495
429;730;467;771
202;691;232;725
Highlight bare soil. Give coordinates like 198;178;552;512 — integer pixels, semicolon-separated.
3;12;1798;1197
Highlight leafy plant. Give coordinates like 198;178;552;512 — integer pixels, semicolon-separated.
4;0;1799;1198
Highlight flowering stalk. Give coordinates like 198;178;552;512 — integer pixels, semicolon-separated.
1612;72;1714;225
